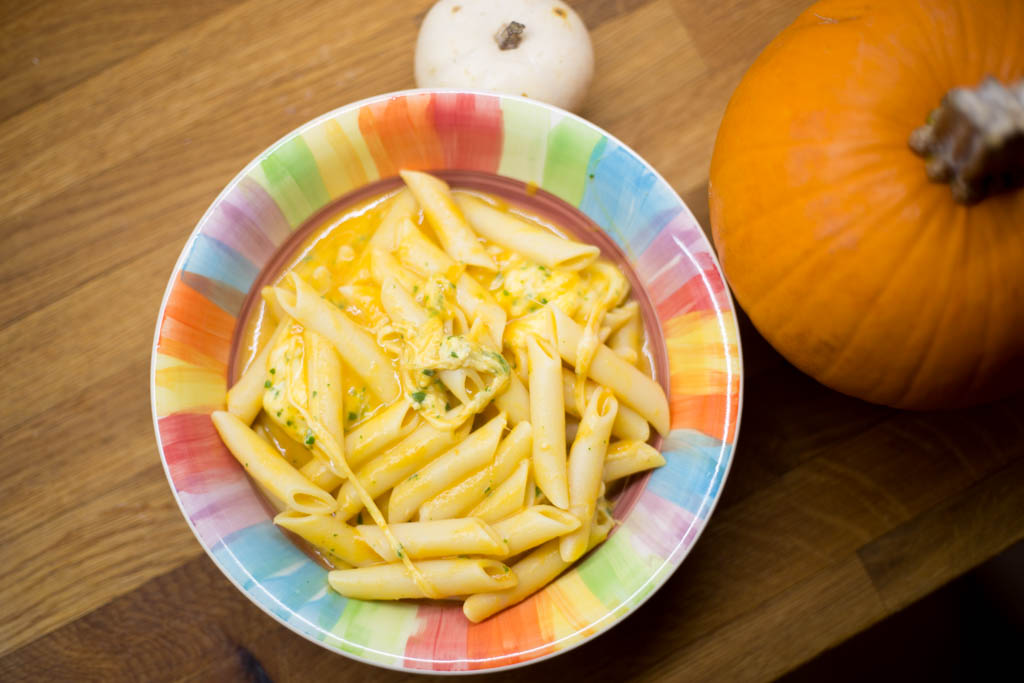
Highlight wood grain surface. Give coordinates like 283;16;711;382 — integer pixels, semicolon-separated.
2;0;1022;680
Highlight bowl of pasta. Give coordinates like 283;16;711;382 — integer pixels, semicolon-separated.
151;90;742;673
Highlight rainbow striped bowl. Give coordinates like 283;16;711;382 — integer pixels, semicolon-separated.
151;90;742;673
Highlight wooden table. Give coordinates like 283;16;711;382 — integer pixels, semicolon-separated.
2;0;1022;679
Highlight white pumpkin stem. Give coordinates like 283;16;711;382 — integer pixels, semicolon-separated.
495;21;525;50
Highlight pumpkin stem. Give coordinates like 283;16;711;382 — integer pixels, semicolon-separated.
495;21;525;50
909;77;1024;205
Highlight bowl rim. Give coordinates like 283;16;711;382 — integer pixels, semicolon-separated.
150;87;744;675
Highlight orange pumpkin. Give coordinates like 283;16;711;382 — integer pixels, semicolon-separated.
709;0;1024;409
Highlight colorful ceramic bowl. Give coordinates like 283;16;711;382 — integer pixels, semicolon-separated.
151;90;742;673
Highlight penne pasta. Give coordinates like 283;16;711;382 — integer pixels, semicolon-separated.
400;170;494;270
468;458;530;523
560;388;618;562
561;368;650;442
456;273;506;350
603;440;667;483
299;457;343;493
608;303;643;366
275;273;399;402
394;217;456;277
254;414;314;470
455;193;599;271
379;274;428;327
345;398;420;471
335;422;468;521
261;285;288;323
211;411;336;515
370;247;420;293
551;304;669;435
367;188;417;252
600;301;639;340
274;510;379;567
462;510;613;623
357;518;507;560
219;171;670;619
388;413;505;523
304;328;346;477
329;558;516;601
491;505;581;556
227;319;288;425
527;334;568;508
493;370;530;425
419;421;533;521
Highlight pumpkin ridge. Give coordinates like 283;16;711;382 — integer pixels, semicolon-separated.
894;203;970;407
742;166;920;315
909;0;959;91
820;183;953;399
868;194;962;403
958;205;999;401
718;154;909;258
752;173;946;393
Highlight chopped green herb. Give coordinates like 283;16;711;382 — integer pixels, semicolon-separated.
540;297;548;304
412;285;419;293
286;419;294;427
445;402;451;411
411;390;426;402
422;369;435;376
408;473;419;481
269;368;276;374
276;410;282;418
504;565;510;573
348;411;358;422
502;290;510;296
356;512;363;525
264;380;272;388
535;485;542;497
304;433;316;447
484;486;492;496
312;390;318;398
450;351;458;358
529;304;539;312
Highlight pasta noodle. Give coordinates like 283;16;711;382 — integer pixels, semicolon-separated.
211;411;336;515
560;388;617;562
602;440;667;483
357;518;507;561
217;171;669;621
419;421;533;521
388;413;505;523
527;328;568;509
329;558;515;601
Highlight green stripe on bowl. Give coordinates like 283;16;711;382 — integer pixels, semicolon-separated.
576;527;663;610
541;117;604;206
253;136;331;227
498;98;551;184
329;599;420;663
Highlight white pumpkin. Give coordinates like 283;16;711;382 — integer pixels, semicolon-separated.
414;0;594;112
